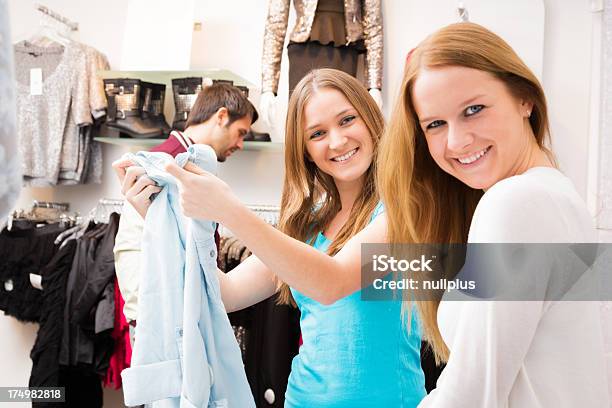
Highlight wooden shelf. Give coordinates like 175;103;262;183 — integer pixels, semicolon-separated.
94;137;283;152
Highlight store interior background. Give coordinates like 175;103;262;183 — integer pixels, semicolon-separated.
2;0;609;406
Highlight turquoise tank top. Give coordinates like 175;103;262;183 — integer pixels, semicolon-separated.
284;203;426;407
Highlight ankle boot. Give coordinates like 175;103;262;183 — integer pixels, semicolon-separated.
152;83;171;136
236;85;249;98
171;77;203;131
212;79;234;86
104;78;163;138
141;81;171;137
140;81;157;128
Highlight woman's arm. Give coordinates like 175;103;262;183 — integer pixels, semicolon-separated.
165;162;388;304
223;204;387;304
217;254;278;312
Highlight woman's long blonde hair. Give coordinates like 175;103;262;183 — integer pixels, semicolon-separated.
377;23;554;363
277;68;385;305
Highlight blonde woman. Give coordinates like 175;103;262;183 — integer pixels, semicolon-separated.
122;69;426;407
168;24;609;407
376;22;609;407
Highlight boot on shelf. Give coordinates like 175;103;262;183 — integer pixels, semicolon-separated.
141;81;171;137
243;130;271;142
212;79;233;86
171;77;203;131
104;78;163;139
236;85;249;98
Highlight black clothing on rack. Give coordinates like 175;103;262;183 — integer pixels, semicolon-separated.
59;214;119;374
246;295;301;408
29;239;77;408
0;222;66;322
59;367;103;408
218;236;301;408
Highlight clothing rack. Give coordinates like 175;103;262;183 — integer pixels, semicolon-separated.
219;204;280;237
35;4;79;31
6;201;72;231
33;200;70;211
247;204;280;213
248;204;280;226
92;198;124;223
32;201;77;228
98;198;125;206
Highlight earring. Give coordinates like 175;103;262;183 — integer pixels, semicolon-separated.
526;110;531;117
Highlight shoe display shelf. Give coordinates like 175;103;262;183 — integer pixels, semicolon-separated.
95;69;283;152
98;69;255;88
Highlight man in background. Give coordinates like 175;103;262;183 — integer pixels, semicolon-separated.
112;83;257;326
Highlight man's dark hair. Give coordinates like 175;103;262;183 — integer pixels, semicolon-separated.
186;83;258;128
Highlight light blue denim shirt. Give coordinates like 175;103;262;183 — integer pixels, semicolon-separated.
121;145;255;408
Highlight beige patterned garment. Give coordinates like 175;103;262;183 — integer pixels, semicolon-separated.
262;0;383;94
82;48;110;185
14;41;91;186
58;44;108;185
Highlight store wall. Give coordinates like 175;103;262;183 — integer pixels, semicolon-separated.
7;0;603;210
542;0;599;202
2;1;606;407
9;0;287;218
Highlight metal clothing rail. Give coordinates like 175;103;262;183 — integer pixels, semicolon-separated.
246;204;280;227
32;200;70;211
98;198;125;206
246;204;280;213
91;198;124;223
36;4;79;31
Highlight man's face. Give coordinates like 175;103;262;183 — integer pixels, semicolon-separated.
210;115;250;162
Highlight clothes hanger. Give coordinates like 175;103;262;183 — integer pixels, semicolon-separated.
55;198;123;247
94;198;124;223
27;19;71;47
6;201;71;227
27;5;77;48
457;1;470;22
